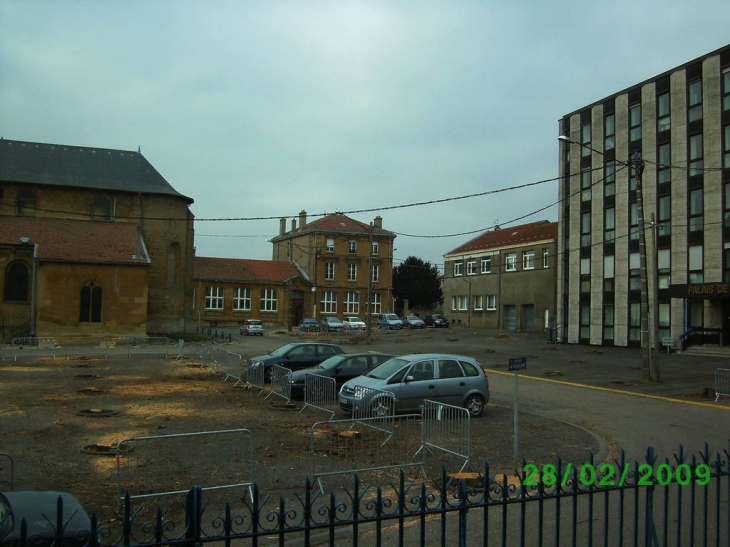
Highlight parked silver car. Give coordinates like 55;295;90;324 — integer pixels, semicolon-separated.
320;316;345;331
338;353;489;417
401;315;425;329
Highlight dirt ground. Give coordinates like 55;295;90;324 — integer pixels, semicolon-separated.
0;332;600;523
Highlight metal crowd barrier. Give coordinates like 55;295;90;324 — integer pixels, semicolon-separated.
217;348;243;384
349;385;397;420
116;429;254;502
299;373;338;418
186;342;220;373
309;414;424;493
245;362;266;393
417;400;472;473
716;368;730;402
265;364;292;402
0;452;14;491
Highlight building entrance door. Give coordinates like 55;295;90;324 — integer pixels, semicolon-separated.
504;305;517;330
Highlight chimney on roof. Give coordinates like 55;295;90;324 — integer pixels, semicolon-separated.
291;218;297;231
373;215;383;229
299;210;307;229
279;218;286;236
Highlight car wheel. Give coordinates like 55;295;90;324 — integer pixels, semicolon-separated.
464;395;485;417
264;368;273;383
370;398;394;418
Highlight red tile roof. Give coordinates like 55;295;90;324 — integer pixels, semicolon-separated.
446;221;558;255
274;213;394;239
0;216;148;264
194;257;301;283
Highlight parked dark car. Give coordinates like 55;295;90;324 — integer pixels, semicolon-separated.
247;342;345;381
401;315;426;329
320;316;345;332
287;352;394;399
0;490;92;547
299;317;321;332
424;314;450;328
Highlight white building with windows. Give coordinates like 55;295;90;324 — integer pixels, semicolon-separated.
557;44;730;348
442;221;558;332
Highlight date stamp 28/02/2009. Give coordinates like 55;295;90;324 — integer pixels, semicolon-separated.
523;462;712;488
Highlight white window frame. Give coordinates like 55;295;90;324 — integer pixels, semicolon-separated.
344;291;359;313
326;238;335;252
371;241;379;255
542;249;549;268
487;294;497;310
325;262;335;281
371;263;380;283
349;240;357;253
205;286;224;310
369;293;382;313
523;250;535;270
260;288;278;312
505;253;517;272
473;294;484;310
481;257;491;274
321;290;337;313
457;295;468;310
466;260;476;275
233;287;251;311
451;296;457;311
454;261;463;276
347;263;357;282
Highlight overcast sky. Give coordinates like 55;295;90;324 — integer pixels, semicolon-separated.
1;1;728;271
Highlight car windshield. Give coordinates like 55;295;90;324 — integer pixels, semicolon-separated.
318;355;347;370
270;343;296;357
347;317;363;322
407;316;420;320
365;357;409;379
248;320;262;325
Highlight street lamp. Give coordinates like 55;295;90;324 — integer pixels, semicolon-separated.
558;135;657;381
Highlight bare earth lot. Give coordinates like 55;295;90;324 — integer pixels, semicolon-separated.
0;329;600;522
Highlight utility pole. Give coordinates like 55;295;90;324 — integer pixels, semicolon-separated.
287;242;293;332
631;152;652;381
650;212;661;382
366;222;373;345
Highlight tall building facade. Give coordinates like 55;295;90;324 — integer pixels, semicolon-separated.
557;44;730;347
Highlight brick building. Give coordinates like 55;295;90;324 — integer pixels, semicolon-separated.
269;211;397;326
0;139;195;341
192;257;311;330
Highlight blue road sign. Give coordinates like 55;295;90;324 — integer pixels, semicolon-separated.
508;357;527;372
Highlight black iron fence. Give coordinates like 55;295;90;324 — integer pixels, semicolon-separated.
1;441;728;547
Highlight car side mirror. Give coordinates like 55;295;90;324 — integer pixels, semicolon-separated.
404;375;414;383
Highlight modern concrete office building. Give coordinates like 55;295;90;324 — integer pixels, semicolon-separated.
557;44;730;348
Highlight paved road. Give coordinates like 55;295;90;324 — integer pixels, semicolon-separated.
488;370;730;465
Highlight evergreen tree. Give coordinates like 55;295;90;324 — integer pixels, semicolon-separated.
392;256;443;311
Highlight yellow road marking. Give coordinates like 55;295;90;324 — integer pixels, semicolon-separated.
488;370;729;410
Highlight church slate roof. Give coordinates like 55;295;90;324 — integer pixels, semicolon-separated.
0;216;149;264
0;139;193;203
